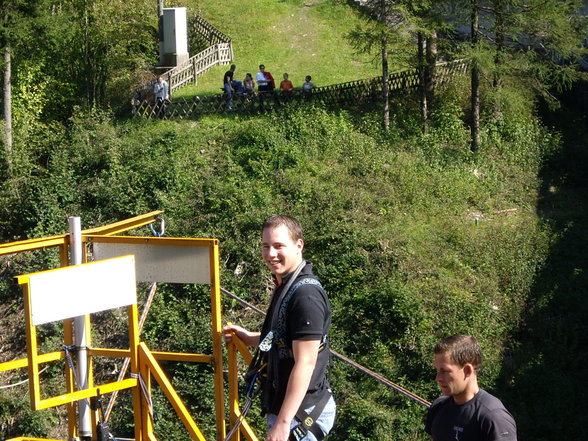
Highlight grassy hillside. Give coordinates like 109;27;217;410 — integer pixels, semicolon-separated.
0;89;564;439
174;0;380;97
1;0;587;439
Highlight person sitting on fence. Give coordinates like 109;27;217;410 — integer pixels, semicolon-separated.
243;73;256;96
223;64;244;109
280;73;294;102
302;75;316;102
256;64;275;93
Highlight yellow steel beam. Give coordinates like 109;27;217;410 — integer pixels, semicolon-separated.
138;343;207;441
5;438;65;441
0;211;164;256
35;379;137;410
128;303;144;441
89;348;213;363
209;239;226;441
23;284;41;410
228;341;240;441
83;210;164;236
151;351;213;363
139;351;154;441
0;235;68;255
89;348;132;358
0;351;64;372
239;418;260;441
232;336;253;365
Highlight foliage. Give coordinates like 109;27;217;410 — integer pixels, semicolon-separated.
1;0;585;439
0;99;565;438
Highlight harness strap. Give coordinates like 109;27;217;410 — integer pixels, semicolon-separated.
291;390;332;441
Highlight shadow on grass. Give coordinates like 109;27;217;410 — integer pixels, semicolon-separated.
496;83;588;440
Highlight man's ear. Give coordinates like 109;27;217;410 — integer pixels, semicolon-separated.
298;239;305;252
463;363;474;378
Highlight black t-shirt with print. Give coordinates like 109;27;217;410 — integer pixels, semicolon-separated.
425;389;517;441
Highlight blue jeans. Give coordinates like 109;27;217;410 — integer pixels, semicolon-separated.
267;395;336;440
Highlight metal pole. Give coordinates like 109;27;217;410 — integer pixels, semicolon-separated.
69;216;91;439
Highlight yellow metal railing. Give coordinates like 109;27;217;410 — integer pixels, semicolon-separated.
226;336;259;441
0;211;249;441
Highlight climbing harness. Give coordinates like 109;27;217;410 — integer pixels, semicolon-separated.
290;390;332;441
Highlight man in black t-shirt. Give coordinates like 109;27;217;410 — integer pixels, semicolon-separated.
223;215;335;441
425;335;517;441
223;64;243;108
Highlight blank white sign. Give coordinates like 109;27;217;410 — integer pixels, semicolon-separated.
26;255;137;325
92;242;211;284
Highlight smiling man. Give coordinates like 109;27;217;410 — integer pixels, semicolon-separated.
223;215;335;441
425;335;517;441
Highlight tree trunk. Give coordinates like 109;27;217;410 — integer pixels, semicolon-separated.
425;32;437;126
3;44;12;173
418;32;428;134
493;0;505;120
470;0;481;152
382;37;390;132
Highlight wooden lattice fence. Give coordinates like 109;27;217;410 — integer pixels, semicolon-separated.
133;59;470;120
132;14;233;103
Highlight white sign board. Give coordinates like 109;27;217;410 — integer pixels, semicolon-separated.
27;256;137;326
92;242;211;284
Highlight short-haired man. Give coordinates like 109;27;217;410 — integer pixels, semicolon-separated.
256;64;275;93
223;215;335;441
425;334;517;441
223;64;243;109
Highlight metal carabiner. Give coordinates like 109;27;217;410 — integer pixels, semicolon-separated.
149;216;165;237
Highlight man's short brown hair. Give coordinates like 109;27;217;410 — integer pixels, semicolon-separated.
434;334;483;373
262;215;303;242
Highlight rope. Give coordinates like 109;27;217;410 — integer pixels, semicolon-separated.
105;218;164;422
329;349;430;407
104;281;159;422
130;372;154;420
63;345;92;406
220;287;431;408
221;287;265;315
0;366;49;390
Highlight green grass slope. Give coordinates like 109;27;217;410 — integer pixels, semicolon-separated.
0;94;562;439
175;0;380;97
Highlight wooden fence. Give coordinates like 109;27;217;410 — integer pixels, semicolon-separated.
132;59;469;120
133;14;233;103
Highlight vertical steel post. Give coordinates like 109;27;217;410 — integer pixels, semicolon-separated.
69;216;92;438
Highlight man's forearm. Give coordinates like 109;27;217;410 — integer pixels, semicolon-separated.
275;340;320;425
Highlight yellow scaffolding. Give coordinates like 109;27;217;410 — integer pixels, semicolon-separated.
0;212;260;441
